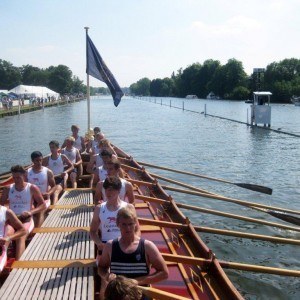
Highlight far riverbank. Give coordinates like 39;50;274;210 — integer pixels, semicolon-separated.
0;97;85;118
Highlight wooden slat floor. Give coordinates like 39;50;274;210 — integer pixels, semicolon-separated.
0;190;95;300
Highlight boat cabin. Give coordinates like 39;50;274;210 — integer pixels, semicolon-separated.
251;91;272;127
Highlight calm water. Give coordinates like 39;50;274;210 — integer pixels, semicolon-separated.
0;97;299;299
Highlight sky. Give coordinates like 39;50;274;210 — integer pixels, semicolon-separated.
1;0;299;88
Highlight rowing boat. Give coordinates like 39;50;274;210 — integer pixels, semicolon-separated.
0;145;243;299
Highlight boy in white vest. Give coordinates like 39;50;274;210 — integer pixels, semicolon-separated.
0;165;46;259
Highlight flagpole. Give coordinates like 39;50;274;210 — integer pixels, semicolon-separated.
84;26;91;130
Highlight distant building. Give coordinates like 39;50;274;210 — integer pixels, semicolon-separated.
206;92;220;100
186;95;198;99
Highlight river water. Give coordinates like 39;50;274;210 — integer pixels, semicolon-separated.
0;97;299;299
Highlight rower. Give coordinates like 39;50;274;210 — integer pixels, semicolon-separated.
27;151;56;226
0;205;26;273
62;124;86;153
94;158;135;204
92;138;116;156
86;127;104;153
0;165;46;260
89;176;136;299
43;140;74;204
91;150;114;184
98;205;168;299
87;139;117;174
91;132;105;155
61;136;83;188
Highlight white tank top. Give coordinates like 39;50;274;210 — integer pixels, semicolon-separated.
48;155;64;175
74;136;82;151
0;206;7;238
101;178;127;202
93;145;100;155
99;201;127;242
9;183;32;215
62;147;77;163
95;155;103;168
92;140;98;149
27;166;48;193
98;166;108;181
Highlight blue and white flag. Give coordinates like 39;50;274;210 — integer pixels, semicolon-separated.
86;34;123;107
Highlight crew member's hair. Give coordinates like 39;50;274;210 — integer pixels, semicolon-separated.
95;132;104;140
49;140;60;148
65;136;75;143
100;149;113;158
103;176;122;191
11;165;26;174
106;158;121;170
71;124;79;130
93;126;101;133
31;151;43;161
116;205;137;225
99;138;110;147
104;275;142;300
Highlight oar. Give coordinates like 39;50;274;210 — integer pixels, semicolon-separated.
132;191;300;232
124;164;297;216
125;164;300;227
136;160;273;195
163;185;300;227
150;173;300;226
138;286;190;300
127;177;300;217
161;253;300;277
131;177;300;227
138;216;300;245
122;163;214;195
254;207;300;226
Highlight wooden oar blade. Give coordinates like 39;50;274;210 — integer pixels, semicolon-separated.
234;183;273;195
267;210;300;226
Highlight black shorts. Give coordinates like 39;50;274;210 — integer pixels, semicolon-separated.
55;177;64;185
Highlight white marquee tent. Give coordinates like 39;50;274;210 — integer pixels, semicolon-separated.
9;85;60;99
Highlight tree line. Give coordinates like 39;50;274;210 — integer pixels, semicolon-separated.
2;57;300;102
0;59;111;96
130;58;300;103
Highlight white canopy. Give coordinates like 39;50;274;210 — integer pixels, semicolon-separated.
253;91;272;96
9;85;59;99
